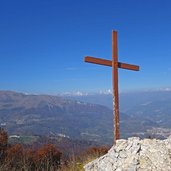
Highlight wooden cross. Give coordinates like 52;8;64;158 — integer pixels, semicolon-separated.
84;30;140;143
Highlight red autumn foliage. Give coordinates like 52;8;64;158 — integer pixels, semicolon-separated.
5;144;24;168
3;143;62;170
0;128;8;149
0;129;62;170
0;128;8;161
35;144;62;169
0;128;109;170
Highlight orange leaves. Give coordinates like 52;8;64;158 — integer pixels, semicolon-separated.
0;128;8;149
35;143;62;170
0;129;109;170
0;130;62;171
0;128;8;161
6;144;23;158
2;144;62;170
36;143;62;161
5;144;23;168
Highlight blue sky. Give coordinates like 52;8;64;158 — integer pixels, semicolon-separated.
0;0;171;94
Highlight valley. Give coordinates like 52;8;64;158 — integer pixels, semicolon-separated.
0;90;171;145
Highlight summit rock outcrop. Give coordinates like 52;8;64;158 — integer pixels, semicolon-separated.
84;137;171;171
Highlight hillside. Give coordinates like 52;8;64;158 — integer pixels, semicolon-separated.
66;90;171;138
0;90;166;144
0;91;114;143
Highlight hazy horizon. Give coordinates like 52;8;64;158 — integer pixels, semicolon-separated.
1;86;171;96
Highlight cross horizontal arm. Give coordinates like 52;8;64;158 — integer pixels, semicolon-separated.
85;56;111;67
84;56;140;71
118;62;139;71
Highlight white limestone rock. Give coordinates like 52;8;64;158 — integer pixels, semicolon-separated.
84;136;171;171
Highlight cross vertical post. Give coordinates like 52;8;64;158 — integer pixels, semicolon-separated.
84;30;140;144
112;31;120;142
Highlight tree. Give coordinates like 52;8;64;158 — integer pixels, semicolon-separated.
0;128;8;160
35;144;62;170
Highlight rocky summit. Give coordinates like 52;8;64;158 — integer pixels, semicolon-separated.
84;137;171;171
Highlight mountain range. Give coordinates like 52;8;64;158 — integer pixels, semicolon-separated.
0;90;171;144
0;91;114;144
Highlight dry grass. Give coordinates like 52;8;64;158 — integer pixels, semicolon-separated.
60;146;109;171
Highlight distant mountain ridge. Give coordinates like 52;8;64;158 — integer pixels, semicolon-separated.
64;90;171;111
0;90;170;144
65;90;171;139
0;91;114;144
